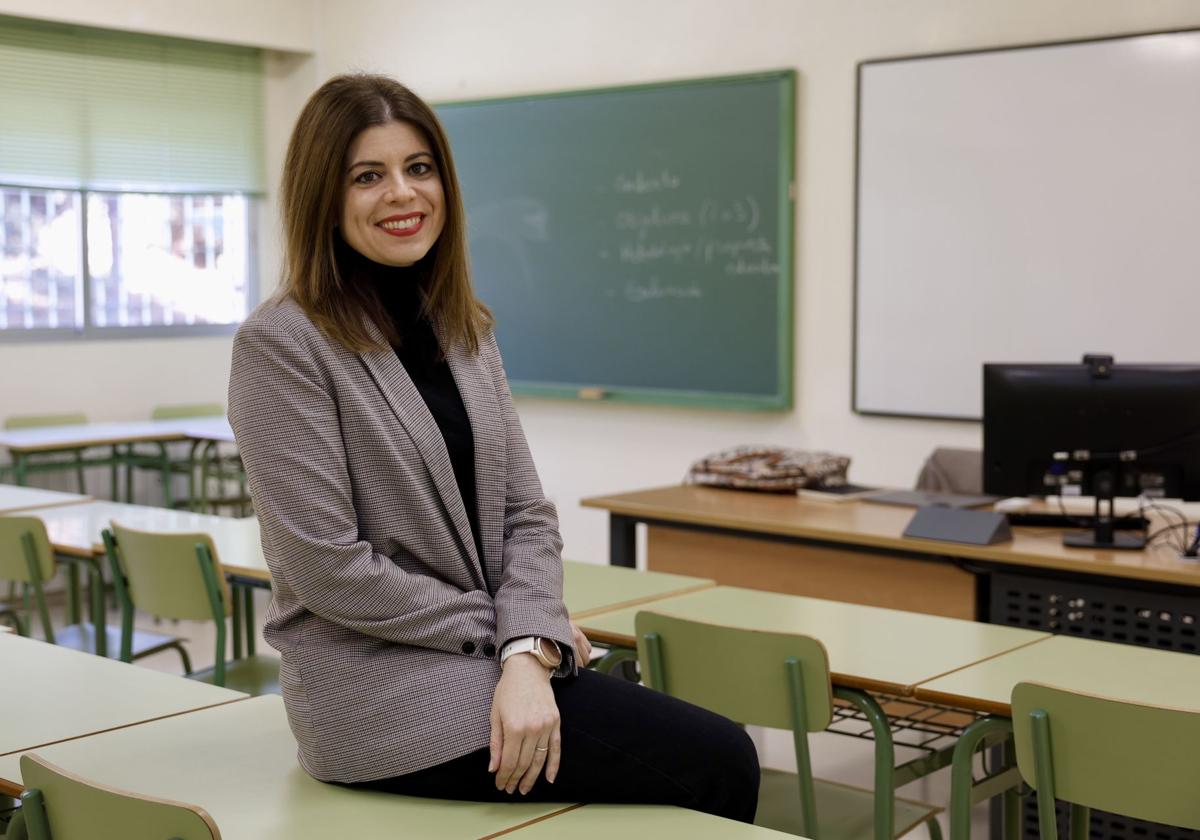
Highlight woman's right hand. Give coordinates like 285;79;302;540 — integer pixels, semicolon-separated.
488;654;561;794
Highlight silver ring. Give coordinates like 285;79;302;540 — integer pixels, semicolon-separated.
535;746;549;752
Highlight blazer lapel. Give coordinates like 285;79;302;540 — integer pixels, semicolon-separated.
357;319;487;591
441;326;506;594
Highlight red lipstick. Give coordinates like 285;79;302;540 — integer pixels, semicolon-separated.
377;213;425;237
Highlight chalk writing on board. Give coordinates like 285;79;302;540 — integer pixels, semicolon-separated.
699;197;760;232
614;206;692;237
617;241;695;264
700;236;772;264
614;169;682;194
625;277;703;303
607;186;775;285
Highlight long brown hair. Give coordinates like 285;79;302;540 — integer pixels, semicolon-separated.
278;74;492;353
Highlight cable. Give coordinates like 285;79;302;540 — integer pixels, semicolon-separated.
1145;500;1190;552
1141;492;1194;554
1146;521;1195;552
1186;524;1200;559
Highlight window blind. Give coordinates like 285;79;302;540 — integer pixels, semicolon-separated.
0;15;265;194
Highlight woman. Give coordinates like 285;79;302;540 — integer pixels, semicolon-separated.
228;73;759;820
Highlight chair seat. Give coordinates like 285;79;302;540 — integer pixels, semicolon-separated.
53;623;186;661
188;654;281;696
756;768;941;839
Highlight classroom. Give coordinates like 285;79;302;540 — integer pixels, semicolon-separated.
2;1;1200;838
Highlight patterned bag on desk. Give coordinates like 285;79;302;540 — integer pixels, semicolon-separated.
684;445;851;492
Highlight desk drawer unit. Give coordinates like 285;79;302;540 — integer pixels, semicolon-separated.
988;570;1200;840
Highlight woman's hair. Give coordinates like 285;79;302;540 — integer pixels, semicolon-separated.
278;73;492;353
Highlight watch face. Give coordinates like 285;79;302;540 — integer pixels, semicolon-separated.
538;638;562;667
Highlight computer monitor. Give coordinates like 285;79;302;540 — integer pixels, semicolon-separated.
983;355;1200;550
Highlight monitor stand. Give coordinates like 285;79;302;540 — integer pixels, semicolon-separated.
1062;492;1146;551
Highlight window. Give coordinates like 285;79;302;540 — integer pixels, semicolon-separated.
0;15;264;339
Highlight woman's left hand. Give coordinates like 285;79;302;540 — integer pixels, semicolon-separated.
570;619;592;665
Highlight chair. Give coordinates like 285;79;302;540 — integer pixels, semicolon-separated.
157;404;247;515
1010;681;1200;839
124;403;226;510
636;611;942;840
914;448;983;495
103;523;279;694
3;413;90;492
7;753;219;840
0;517;188;663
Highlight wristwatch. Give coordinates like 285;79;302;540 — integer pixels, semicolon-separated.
500;636;562;670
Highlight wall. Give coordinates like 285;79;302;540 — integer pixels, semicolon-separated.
5;1;1199;565
312;0;1200;563
0;0;315;52
0;2;317;431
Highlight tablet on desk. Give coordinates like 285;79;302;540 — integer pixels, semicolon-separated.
861;489;1000;509
796;482;878;503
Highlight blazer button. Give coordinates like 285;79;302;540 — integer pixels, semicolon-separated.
462;641;476;655
483;643;496;658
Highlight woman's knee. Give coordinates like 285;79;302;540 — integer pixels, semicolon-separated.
708;721;761;822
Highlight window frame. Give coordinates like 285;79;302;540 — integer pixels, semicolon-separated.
0;182;260;343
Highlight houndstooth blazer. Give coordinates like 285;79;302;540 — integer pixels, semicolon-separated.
228;295;575;783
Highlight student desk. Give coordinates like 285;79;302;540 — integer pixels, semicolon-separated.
911;635;1200;840
0;417;236;506
581;486;1200;650
912;634;1200;717
0;484;90;514
175;416;235;443
12;501;715;659
0;694;795;840
0;695;573;838
5;501;262;657
576;585;1049;696
0;420;186;498
0;634;245;772
508;804;796;838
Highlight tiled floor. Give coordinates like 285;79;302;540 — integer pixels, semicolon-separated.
22;587;994;838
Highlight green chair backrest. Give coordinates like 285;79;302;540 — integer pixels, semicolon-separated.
19;753;221;840
108;523;231;622
151;404;224;420
0;517;56;585
4;413;87;430
1012;681;1200;831
634;610;833;732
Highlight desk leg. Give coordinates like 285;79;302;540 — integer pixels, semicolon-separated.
13;454;28;486
242;586;256;656
609;515;637;568
66;563;81;625
124;444;135;503
231;585;243;660
82;558;106;657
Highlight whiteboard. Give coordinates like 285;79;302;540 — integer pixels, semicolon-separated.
854;30;1200;420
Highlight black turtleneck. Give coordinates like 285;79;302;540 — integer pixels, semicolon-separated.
338;240;483;563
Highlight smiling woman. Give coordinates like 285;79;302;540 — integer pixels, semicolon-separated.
273;73;488;355
227;73;759;823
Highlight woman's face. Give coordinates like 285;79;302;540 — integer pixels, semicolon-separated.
340;120;445;267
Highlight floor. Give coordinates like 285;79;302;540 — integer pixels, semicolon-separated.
18;582;996;839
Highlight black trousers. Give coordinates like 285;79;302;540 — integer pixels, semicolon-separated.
353;668;760;823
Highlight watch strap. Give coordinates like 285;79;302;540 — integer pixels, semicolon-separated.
500;636;560;669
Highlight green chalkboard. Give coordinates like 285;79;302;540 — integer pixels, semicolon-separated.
437;70;795;410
